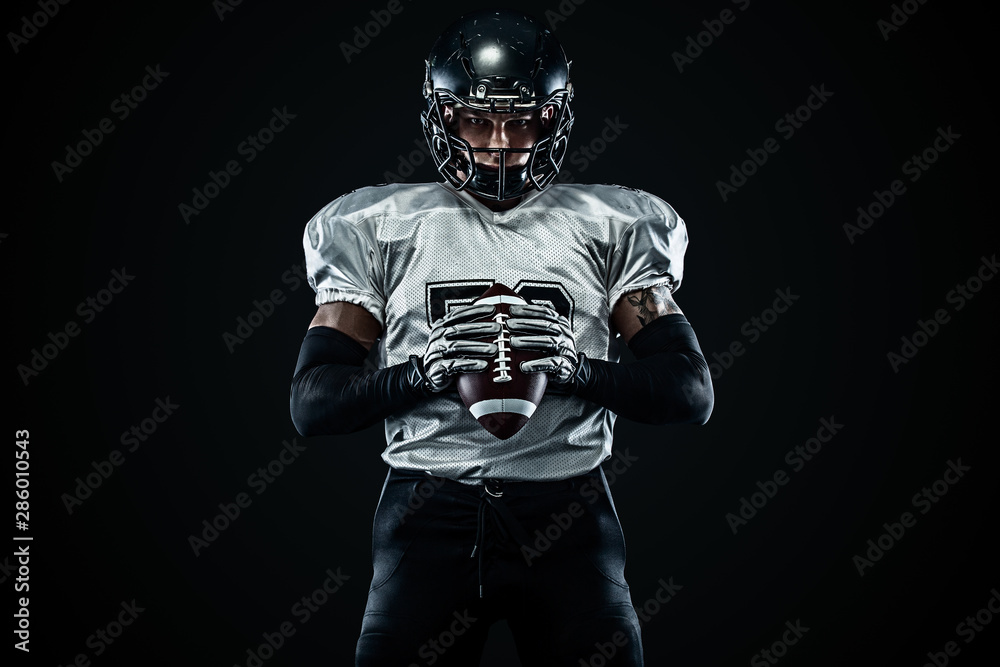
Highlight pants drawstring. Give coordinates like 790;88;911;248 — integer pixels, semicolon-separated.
470;499;486;598
469;479;532;598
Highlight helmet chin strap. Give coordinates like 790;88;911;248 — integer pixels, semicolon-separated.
456;144;535;201
468;150;531;201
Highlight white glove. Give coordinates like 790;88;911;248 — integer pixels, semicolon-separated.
505;303;579;384
420;302;501;392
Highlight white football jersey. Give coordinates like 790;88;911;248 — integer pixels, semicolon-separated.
302;181;688;482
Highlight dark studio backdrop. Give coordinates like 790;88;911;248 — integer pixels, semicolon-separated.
6;0;998;665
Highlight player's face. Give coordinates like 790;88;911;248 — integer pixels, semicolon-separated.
443;105;554;172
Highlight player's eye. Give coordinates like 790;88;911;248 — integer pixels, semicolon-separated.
467;117;487;125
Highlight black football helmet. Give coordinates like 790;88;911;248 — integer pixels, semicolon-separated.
421;10;575;201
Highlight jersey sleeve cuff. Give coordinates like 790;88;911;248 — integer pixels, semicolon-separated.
314;288;386;329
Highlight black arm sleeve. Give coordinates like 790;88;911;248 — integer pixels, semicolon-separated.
569;314;714;425
289;326;433;436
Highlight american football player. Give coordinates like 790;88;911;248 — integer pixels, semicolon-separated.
290;9;714;666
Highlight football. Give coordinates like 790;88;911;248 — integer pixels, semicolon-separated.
456;283;548;439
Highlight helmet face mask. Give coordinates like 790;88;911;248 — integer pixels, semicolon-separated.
420;10;575;201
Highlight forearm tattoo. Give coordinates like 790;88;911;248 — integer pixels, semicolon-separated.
626;285;679;326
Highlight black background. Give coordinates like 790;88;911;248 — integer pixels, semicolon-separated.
6;0;998;665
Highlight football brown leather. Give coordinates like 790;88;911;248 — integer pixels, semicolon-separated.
455;283;548;439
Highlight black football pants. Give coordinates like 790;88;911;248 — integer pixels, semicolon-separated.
354;465;644;666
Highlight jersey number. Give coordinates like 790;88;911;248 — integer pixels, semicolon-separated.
426;280;575;327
